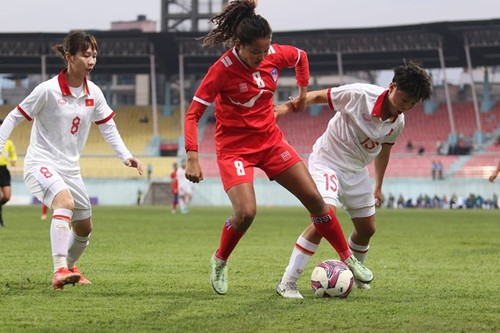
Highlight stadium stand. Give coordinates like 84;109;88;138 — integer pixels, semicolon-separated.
196;100;499;179
6;155;177;179
0;105;181;179
454;155;500;178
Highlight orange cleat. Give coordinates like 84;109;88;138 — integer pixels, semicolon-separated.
69;267;92;285
52;267;81;290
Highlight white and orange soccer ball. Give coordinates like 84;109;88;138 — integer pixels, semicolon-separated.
310;259;354;298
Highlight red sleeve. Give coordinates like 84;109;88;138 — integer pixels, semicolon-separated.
295;48;309;87
184;62;223;152
184;101;207;152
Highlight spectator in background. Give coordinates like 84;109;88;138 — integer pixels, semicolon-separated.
397;194;405;208
386;193;395;208
0;120;17;227
418;146;425;155
137;189;143;206
491;193;498;209
147;163;153;181
432;160;438;180
437;160;444;179
170;162;179;214
406;140;414;152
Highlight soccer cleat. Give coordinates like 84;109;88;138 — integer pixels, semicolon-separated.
343;255;374;283
355;279;372;290
52;267;81;290
69;267;91;285
210;253;228;295
276;279;304;299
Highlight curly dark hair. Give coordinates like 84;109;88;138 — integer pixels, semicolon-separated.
200;0;272;48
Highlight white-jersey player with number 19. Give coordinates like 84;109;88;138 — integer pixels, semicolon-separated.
0;31;143;290
275;61;433;297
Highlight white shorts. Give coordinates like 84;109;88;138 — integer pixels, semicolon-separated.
178;183;193;196
24;164;92;221
308;158;375;219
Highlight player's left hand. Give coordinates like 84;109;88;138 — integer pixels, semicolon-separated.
125;157;144;175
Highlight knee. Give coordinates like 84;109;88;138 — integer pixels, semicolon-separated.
304;192;328;215
0;194;10;205
53;197;75;211
232;207;256;231
73;219;92;237
356;224;376;239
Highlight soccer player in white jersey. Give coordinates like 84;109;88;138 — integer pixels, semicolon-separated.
185;0;372;296
0;31;144;290
176;158;193;214
275;61;432;298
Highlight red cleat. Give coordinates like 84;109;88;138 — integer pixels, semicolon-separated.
52;267;80;290
69;267;92;285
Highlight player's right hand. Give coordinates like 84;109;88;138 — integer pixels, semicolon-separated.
185;153;204;183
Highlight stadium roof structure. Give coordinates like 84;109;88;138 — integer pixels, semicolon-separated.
1;18;499;77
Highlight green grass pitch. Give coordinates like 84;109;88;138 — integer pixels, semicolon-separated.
0;205;498;332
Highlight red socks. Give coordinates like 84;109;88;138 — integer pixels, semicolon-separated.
311;207;351;261
215;219;245;261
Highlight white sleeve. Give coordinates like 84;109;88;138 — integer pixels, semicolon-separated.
0;108;25;151
98;119;133;163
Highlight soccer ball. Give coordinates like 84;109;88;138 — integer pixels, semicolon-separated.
310;259;354;298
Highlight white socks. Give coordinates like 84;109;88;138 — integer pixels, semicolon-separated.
50;208;73;271
67;231;90;270
283;236;319;282
348;236;370;263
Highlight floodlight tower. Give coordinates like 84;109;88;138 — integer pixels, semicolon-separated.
161;0;229;32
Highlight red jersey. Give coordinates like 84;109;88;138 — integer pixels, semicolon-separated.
184;44;309;154
170;170;178;194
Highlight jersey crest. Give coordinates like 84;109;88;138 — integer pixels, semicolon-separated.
271;68;278;82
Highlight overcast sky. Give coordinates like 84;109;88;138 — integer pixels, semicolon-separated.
0;0;498;33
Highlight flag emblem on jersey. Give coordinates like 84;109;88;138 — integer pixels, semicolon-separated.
85;99;94;107
239;83;248;93
281;150;291;162
271;68;278;82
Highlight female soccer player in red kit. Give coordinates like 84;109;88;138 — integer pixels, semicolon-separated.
183;0;373;296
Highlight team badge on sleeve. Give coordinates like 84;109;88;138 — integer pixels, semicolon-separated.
271;68;278;82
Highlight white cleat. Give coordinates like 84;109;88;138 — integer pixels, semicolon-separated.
276;279;304;299
355;279;372;290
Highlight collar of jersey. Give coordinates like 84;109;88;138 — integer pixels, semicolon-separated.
57;69;90;97
372;89;397;123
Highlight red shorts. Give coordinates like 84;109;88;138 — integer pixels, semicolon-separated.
217;139;302;191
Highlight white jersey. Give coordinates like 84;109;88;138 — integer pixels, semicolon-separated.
17;70;115;174
176;167;193;195
310;83;404;172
